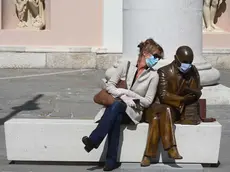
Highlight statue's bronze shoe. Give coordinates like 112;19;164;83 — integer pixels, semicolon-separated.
168;146;183;159
140;156;151;167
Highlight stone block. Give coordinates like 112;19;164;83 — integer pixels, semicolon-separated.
201;84;230;104
4;119;221;163
0;46;26;52
0;52;46;68
216;56;230;69
46;53;96;69
203;49;230;69
96;54;122;69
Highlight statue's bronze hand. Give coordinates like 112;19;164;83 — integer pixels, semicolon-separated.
184;87;201;98
183;94;196;105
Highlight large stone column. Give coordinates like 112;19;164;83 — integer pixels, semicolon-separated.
122;0;220;86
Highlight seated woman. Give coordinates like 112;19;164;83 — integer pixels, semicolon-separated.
82;38;164;171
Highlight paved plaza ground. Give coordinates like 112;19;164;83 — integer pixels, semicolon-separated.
0;68;229;172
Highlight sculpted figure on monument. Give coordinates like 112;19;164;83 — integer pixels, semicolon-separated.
203;0;223;31
14;0;46;30
141;46;214;167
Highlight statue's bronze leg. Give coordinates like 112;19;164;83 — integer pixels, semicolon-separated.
160;106;176;149
141;117;160;167
159;106;182;159
145;117;160;157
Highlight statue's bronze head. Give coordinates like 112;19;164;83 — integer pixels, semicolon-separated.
174;46;194;74
174;46;194;67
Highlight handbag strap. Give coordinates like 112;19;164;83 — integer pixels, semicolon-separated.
124;61;131;87
125;61;131;78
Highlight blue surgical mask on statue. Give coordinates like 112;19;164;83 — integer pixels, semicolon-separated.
146;55;159;68
175;55;192;73
179;63;192;73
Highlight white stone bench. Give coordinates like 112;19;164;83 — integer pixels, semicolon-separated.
4;118;221;164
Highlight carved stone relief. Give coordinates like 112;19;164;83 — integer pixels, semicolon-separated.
14;0;45;30
203;0;225;32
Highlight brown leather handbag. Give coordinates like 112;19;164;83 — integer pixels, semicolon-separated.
93;61;130;106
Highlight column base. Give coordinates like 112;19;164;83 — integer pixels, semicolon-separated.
193;58;220;86
199;67;220;86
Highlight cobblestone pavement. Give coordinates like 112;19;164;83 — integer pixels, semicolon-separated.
0;68;229;172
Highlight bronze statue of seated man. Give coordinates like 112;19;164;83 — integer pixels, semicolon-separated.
141;46;215;167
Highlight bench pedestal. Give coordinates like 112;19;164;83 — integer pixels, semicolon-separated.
4;119;221;164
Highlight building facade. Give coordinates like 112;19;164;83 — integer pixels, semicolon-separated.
0;0;229;68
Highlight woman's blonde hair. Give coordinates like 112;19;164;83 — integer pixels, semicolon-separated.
137;38;164;59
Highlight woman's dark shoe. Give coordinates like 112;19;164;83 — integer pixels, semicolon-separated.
103;162;121;171
82;136;94;153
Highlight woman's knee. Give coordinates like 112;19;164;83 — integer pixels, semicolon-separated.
110;101;126;112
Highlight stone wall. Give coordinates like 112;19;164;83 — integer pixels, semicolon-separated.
0;46;229;69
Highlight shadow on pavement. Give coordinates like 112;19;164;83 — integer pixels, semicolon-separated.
0;94;43;125
10;161;104;167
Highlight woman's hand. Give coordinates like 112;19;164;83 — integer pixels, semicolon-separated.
120;95;136;108
107;88;127;97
